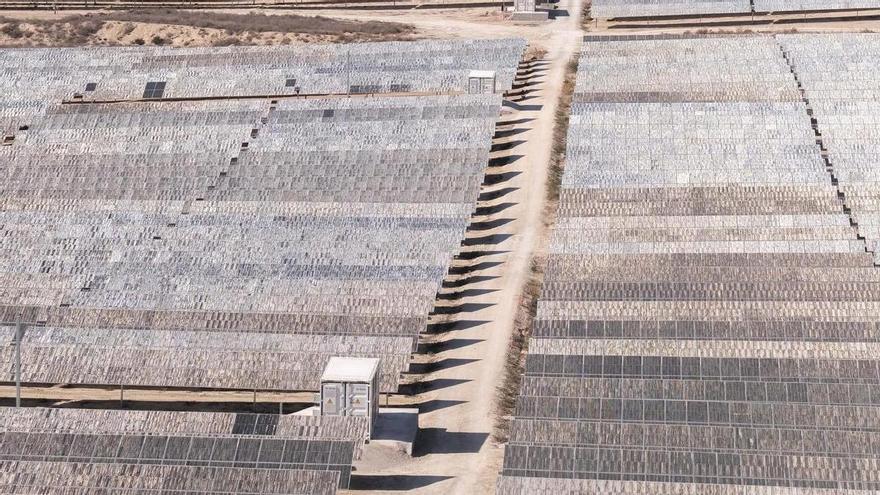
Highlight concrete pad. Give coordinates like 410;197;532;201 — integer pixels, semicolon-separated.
293;405;319;416
370;407;419;456
510;10;550;21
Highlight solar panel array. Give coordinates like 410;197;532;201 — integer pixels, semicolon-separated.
779;34;880;265
498;35;880;494
0;39;525;394
590;0;749;18
0;406;365;492
754;0;880;11
590;0;880;18
0;39;525;132
1;462;339;495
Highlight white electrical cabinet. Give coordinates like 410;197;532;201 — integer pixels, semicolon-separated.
468;70;497;94
320;357;380;438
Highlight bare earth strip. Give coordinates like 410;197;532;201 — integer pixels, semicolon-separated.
342;2;584;493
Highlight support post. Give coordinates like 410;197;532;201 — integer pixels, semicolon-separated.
14;318;23;408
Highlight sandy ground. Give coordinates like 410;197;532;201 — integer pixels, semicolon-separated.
341;2;583;494
0;384;314;404
271;7;552;40
2;19;338;46
0;7;557;47
0;10;418;46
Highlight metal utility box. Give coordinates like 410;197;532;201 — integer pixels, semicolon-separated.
468;70;497;94
320;357;380;437
514;0;536;11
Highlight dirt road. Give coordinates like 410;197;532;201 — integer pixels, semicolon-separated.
345;3;583;494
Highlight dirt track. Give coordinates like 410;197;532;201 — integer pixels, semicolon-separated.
343;3;584;493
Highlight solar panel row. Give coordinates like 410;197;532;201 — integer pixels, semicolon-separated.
591;0;880;19
0;407;367;491
1;461;340;495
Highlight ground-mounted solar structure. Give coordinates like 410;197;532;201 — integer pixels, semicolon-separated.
498;34;880;494
0;406;367;492
590;0;880;19
590;0;749;18
754;0;880;11
0;38;526;396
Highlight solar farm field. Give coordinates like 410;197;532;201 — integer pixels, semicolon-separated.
498;33;880;494
0;39;525;395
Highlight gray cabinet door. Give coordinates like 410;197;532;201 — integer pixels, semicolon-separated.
322;383;344;416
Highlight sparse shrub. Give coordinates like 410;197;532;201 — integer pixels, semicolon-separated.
69;19;104;43
0;22;25;39
151;35;166;45
133;37;145;45
212;37;239;47
547;55;578;203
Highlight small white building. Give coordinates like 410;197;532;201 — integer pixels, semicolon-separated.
510;0;549;21
320;357;381;437
468;70;497;95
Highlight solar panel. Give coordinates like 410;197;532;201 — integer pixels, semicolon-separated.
142;81;166;99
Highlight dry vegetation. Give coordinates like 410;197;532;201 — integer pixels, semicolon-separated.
547;55;578;209
523;44;547;61
582;0;593;29
0;10;416;47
